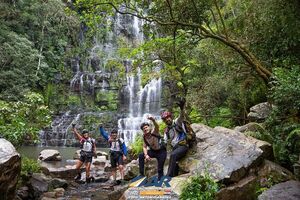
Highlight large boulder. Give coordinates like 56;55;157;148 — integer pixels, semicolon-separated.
28;173;50;199
124;160;139;180
28;173;68;199
247;102;273;122
257;160;295;182
215;159;295;200
179;124;272;183
234;122;265;133
92;155;107;167
0;138;21;200
258;180;300;200
41;164;84;179
39;149;62;161
217;175;257;200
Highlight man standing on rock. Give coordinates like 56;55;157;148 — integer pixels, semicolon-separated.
161;100;189;177
139;116;167;181
72;124;97;183
99;126;127;183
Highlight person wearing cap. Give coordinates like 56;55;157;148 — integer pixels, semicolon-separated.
139;116;167;180
99;126;127;182
161;100;189;177
72;125;96;183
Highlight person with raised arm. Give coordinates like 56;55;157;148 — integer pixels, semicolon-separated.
161;99;190;177
72;124;96;183
138;116;167;181
99;126;127;183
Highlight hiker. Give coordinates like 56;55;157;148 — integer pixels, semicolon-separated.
161;101;190;177
139;116;167;180
99;126;127;181
72;124;96;183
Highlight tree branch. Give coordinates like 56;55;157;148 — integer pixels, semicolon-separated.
213;0;229;39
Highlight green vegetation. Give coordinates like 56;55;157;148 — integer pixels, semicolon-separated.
0;92;51;146
20;156;41;184
129;134;144;156
0;0;299;174
21;156;41;176
180;173;219;200
255;174;288;197
71;0;300;168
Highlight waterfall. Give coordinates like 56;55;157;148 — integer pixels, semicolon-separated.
118;67;162;144
40;12;162;146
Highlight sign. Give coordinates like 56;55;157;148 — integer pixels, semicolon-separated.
129;176;172;187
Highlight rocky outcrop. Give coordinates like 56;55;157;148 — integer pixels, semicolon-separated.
41;188;65;199
124;160;139;180
216;175;257;200
0;138;21;200
27;173;68;199
234;122;265;133
247;102;273;122
41;164;84;179
92;155;108;167
39;149;62;161
258;180;300;200
216;159;295;200
179;124;272;183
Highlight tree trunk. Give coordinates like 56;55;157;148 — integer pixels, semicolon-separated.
204;33;272;84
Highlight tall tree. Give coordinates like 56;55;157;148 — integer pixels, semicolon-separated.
73;0;273;84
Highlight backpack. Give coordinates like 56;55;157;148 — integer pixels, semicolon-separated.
143;134;166;151
80;138;95;152
109;138;124;154
165;120;196;148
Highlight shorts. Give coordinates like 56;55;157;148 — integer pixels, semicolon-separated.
110;151;123;168
79;150;93;163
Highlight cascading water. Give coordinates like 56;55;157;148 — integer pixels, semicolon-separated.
40;12;162;146
115;13;162;144
118;74;162;144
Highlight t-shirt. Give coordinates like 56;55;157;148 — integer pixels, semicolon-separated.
80;137;95;152
110;138;124;152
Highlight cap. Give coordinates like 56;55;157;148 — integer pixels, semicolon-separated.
161;111;172;119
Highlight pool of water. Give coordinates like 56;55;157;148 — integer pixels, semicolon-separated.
17;146;109;167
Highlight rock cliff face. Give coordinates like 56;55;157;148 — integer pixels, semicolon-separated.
257;180;300;200
121;123;294;200
179;124;273;183
0;138;21;200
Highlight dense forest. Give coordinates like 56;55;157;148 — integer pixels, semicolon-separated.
1;0;300;183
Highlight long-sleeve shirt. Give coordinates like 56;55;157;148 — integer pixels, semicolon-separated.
99;127;127;156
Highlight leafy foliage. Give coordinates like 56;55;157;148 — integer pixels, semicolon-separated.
19;156;41;184
0;92;51;146
129;133;144;156
21;156;41;177
0;0;80;100
269;67;300;115
180;173;219;200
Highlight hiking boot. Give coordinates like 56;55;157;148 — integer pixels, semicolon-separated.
74;173;81;181
86;176;95;183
